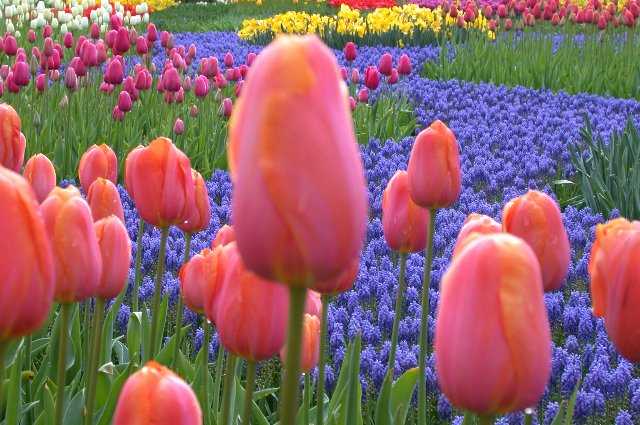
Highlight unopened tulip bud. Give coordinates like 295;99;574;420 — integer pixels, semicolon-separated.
78;144;117;193
87;177;124;223
0;103;25;172
23;153;56;203
173;118;184;135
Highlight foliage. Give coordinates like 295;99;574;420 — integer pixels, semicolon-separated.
353;92;418;145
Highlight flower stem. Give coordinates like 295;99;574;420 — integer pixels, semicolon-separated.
131;219;145;313
220;354;237;425
212;347;225;417
280;287;307;425
84;297;105;425
201;318;211;425
55;303;72;425
478;415;495;425
0;341;6;414
524;411;533;425
388;252;408;373
302;373;311;425
171;232;191;369
24;335;33;424
148;226;169;360
315;294;330;425
242;361;256;425
417;209;436;425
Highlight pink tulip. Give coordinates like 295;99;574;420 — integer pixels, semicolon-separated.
64;66;78;90
343;41;357;61
78;144;118;193
161;67;181;92
23;153;56;203
112;106;125;122
397;53;412;75
28;29;37;43
93;216;130;299
87;177;124;223
104;59;124;85
12;61;30;86
173;118;185;135
211;224;235;248
4;36;17;56
357;88;369;103
136;36;148;55
81;42;98;67
224;51;234;67
194;75;209;98
90;23;100;39
117;91;133;113
452;213;502;257
63;32;74;49
364;66;379;90
0;104;25;172
147;23;158;42
378;52;393;76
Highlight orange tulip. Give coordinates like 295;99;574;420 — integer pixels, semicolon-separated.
407;120;461;209
23;153;56;203
87;178;124;223
382;170;430;253
502;190;570;291
125;138;194;228
588;218;640;361
280;313;320;373
0;103;25;172
179;248;218;314
228;35;367;287
210;242;289;361
113;361;202;425
40;185;102;302
202;244;232;322
178;169;211;234
78;144;117;193
94;216;131;299
435;233;551;415
305;290;322;318
211;224;235;248
0;167;54;341
452;213;501;257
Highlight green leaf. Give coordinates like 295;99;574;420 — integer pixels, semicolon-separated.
374;372;393;425
156;325;191;370
63;389;85;425
389;367;419;425
564;377;581;425
550;401;566;425
5;341;23;425
102;291;125;365
96;363;134;425
127;312;143;362
94;364;115;411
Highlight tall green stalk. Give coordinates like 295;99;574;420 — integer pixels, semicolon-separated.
220;354;237;425
84;297;105;425
131;219;145;313
24;335;32;425
171;232;191;369
315;294;330;425
478;415;495;425
387;252;408;373
55;303;72;425
242;361;256;425
148;227;169;361
0;341;6;417
201;319;211;425
279;287;307;425
417;209;436;425
212;348;225;418
302;374;311;425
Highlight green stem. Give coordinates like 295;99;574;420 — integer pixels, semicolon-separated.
131;219;145;313
242;361;256;425
387;252;408;373
315;294;330;425
24;335;32;425
279;287;307;425
302;373;311;425
417;209;436;425
148;227;169;361
524;411;533;425
201;318;211;425
212;347;225;418
84;298;105;425
478;415;495;425
220;354;237;425
54;303;72;425
0;342;6;418
82;301;91;373
171;232;191;369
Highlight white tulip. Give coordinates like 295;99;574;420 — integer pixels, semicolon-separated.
143;12;148;23
60;22;67;32
6;21;14;32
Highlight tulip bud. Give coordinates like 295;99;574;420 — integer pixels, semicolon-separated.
378;52;393;76
364;65;379;90
23;153;56;203
220;97;232;118
387;68;399;84
113;26;130;55
211;224;235;248
146;23;158;42
435;233;551;415
94;215;130;299
280;314;320;373
117;90;132;113
223;51;234;67
4;36;18;56
407;120;461;209
112;106;125;121
179;247;218;314
349;96;356;111
173;117;185;135
64;66;78;90
397;53;412;75
343;41;357;61
161;67;181;92
357;88;369;103
382;170;430;253
104;58;124;85
0;167;54;341
125;138;195;228
28;29;36;43
350;68;360;84
70;56;87;77
246;52;257;66
87;177;124;223
78;144;118;193
502;190;570;292
178;169;211;233
160;30;170;48
0;103;25;172
40;186;103;302
452;213;501;257
190;104;199;117
90;22;100;39
63;31;73;49
81;42;98;67
12;60;30;86
113;361;202;425
194;75;209;98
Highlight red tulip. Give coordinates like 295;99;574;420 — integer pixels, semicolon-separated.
588;219;640;361
228;35;367;286
64;67;78;90
125;138;195;228
87;178;124;223
78;144;117;194
113;361;202;425
194;75;209;98
364;65;380;90
0;103;25;172
435;233;551;415
502;190;570;292
280;313;320;373
224;51;234;67
90;23;100;39
117;90;132;113
40;186;102;302
104;58;124;85
211;224;235;248
407;120;461;209
162;67;181;92
378;53;393;76
94;216;131;299
357;88;369;103
452;213;501;257
81;42;98;67
136;36;148;55
397;53;412;75
209;242;289;361
343;41;357;61
387;68;399;84
147;23;158;42
23;153;56;203
178;169;211;233
0;167;54;341
382;170;430;253
12;61;30;86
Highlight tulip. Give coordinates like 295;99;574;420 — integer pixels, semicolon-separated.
343;41;357;62
64;66;78;90
12;60;30;86
147;23;158;42
452;213;501;257
70;56;87;77
588;219;640;361
0;166;54;342
221;97;233;118
247;52;257;66
224;51;234;67
176;88;185;103
502;190;570;292
378;52;393;76
212;224;236;248
364;65;380;90
113;27;130;55
407;120;461;209
117;90;132;113
351;68;360;84
28;29;36;43
78;144;117;193
93;216;131;299
357;88;369;103
81;42;98;67
194;75;209;98
435;233;551;415
179;248;218;314
280;313;320;373
63;32;73;48
90;22;100;39
113;361;202;425
87;178;124;223
387;68;399;84
0;103;25;172
124;76;140;101
349;96;356;111
136;36;148;55
160;31;171;48
382;170;430;253
190;104;199;117
104;59;124;85
6;73;20;94
312;258;359;294
162;67;181;92
4;36;17;56
178;169;211;234
23;153;56;203
397;53;412;75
